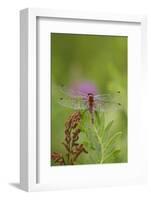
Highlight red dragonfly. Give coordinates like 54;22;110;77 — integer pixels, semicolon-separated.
58;85;121;124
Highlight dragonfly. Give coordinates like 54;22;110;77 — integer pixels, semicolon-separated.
58;85;122;124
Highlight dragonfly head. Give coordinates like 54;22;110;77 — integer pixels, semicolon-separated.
88;93;93;96
87;93;93;97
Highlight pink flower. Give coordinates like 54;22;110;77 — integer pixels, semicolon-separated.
71;81;98;96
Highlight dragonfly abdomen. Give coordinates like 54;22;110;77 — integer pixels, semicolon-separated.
88;94;94;111
88;94;95;123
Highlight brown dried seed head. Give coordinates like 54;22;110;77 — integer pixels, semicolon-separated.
65;129;70;135
65;135;71;143
51;152;65;165
72;135;79;142
83;148;88;154
62;142;70;152
65;111;81;130
73;128;81;135
71;122;78;129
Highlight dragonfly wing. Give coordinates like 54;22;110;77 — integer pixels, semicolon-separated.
94;91;122;112
58;96;88;110
94;99;122;112
58;84;86;97
94;91;121;102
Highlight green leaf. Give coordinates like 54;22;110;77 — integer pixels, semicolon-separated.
94;111;100;126
98;112;105;137
103;149;121;162
90;144;96;151
102;120;114;142
104;131;122;150
80;110;122;164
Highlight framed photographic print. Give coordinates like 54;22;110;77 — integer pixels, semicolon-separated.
20;8;147;191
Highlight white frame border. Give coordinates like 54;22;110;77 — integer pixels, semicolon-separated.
20;8;147;192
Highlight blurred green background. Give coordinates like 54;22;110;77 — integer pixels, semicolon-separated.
51;33;127;165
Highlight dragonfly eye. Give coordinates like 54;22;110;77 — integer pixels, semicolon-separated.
118;103;121;106
60;97;63;100
117;91;121;93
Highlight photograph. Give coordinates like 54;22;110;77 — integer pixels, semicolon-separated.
51;33;128;166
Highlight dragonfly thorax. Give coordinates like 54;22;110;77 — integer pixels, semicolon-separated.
87;93;94;103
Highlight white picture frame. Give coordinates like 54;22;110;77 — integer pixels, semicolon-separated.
20;8;147;191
